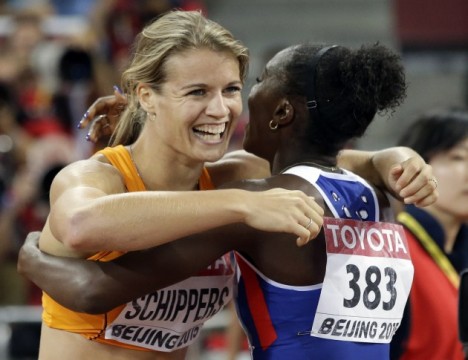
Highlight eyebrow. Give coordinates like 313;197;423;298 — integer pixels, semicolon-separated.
180;80;242;90
180;83;205;90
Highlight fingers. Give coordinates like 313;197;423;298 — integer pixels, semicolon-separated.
78;95;115;130
389;164;403;191
404;176;439;207
428;178;438;189
78;86;128;130
113;85;127;102
393;159;423;194
393;158;439;207
247;188;324;247
86;116;100;143
296;197;324;247
18;232;42;275
86;115;114;143
413;188;439;208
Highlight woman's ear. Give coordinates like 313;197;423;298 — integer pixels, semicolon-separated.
136;83;156;113
273;99;294;127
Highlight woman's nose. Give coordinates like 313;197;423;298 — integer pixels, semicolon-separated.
206;93;229;118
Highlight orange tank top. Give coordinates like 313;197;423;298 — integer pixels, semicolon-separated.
41;145;218;351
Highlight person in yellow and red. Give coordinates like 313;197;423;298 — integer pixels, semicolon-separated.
390;108;468;360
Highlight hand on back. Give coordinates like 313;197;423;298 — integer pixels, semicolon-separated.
79;86;127;143
244;188;324;247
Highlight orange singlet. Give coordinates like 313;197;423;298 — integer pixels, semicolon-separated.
41;145;233;352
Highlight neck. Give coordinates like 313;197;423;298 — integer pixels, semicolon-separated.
272;150;339;175
128;141;203;191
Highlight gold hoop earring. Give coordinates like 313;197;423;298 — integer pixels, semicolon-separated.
269;120;279;131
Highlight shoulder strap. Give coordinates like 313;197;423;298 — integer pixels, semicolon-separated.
97;145;146;192
199;167;215;190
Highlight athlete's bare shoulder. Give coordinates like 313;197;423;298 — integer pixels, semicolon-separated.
206;150;270;187
49;155;126;202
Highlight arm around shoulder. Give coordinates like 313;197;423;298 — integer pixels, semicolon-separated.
338;147;438;206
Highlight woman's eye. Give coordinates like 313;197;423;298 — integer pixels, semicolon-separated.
450;154;467;162
225;86;242;94
188;89;206;96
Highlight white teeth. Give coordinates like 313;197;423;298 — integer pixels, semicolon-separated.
193;123;227;135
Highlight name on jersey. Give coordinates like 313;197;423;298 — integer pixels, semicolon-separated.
106;285;231;351
124;286;230;323
323;217;409;259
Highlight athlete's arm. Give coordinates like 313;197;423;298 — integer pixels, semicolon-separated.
19;179;324;313
209;147;438;208
337;147;438;207
47;159;318;253
19;229;238;313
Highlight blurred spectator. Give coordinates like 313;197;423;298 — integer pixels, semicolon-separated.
53;46;102;158
0;79;74;305
16;161;68;304
0;134;75;305
2;0;52;16
101;0;206;72
49;0;95;16
0;82;32;305
391;108;468;360
16;67;67;138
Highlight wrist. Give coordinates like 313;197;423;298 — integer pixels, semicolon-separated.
224;189;251;224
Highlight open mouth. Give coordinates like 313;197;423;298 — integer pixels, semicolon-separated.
192;122;227;141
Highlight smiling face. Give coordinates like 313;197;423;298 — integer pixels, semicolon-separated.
145;48;243;164
429;137;468;222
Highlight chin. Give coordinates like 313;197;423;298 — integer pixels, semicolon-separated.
201;148;228;163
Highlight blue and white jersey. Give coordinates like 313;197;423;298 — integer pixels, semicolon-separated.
235;166;389;359
285;165;380;222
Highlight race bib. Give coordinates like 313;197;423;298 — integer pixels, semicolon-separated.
105;256;234;352
311;218;413;343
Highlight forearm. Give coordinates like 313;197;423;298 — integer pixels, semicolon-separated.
20;227;242;314
337;149;379;185
339;147;437;206
55;189;252;252
21;252;151;314
338;147;416;198
90;233;235;312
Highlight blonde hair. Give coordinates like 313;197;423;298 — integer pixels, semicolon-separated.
111;10;249;146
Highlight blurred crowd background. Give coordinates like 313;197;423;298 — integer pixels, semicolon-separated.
0;0;466;359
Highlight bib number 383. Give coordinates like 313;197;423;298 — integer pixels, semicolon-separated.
311;218;414;344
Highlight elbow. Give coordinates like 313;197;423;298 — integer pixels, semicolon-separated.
59;209;97;252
